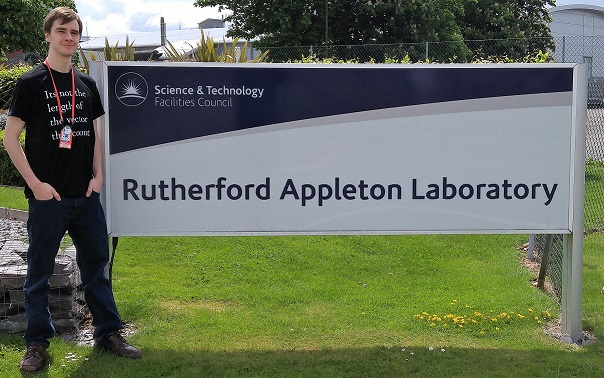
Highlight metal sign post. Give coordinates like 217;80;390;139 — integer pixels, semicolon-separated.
561;64;587;343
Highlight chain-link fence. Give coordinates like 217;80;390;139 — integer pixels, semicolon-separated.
538;36;604;305
530;234;564;304
261;37;555;63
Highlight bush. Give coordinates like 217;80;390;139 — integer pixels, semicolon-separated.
0;63;33;110
0;129;26;187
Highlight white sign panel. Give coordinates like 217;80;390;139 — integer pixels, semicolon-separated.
93;62;585;236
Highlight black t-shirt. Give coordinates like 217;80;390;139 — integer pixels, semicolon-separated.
8;64;105;198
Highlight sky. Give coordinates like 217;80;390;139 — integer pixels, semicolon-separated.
73;0;227;37
74;0;604;37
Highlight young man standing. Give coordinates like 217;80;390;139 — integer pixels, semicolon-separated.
3;7;141;373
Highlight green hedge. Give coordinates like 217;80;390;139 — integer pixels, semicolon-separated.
1;64;31;187
0;63;33;110
0;129;26;187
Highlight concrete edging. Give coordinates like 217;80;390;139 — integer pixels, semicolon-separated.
0;207;28;221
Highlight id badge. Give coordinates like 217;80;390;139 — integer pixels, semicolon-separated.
59;125;73;149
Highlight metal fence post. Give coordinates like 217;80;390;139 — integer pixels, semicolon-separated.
425;41;429;61
562;35;566;63
537;234;553;290
527;234;535;260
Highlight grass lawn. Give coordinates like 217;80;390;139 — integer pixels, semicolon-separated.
0;186;26;211
1;232;603;377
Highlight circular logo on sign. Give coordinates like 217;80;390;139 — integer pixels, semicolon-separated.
115;72;148;106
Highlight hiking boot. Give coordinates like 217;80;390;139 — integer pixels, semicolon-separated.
95;331;141;359
20;345;48;373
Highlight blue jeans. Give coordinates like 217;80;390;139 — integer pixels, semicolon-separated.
24;192;122;347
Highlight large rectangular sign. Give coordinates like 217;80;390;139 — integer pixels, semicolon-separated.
93;62;586;236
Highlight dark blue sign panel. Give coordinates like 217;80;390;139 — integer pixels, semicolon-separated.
107;64;573;154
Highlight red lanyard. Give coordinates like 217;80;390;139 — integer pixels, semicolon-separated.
44;58;76;124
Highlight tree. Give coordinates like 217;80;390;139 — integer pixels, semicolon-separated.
194;1;322;47
326;0;469;62
194;0;554;61
194;0;469;61
457;0;555;59
460;0;554;40
0;0;77;61
195;0;464;47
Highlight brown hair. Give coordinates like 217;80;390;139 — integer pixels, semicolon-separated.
43;7;83;36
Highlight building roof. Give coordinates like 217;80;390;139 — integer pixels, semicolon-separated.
549;4;604;15
79;26;242;50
